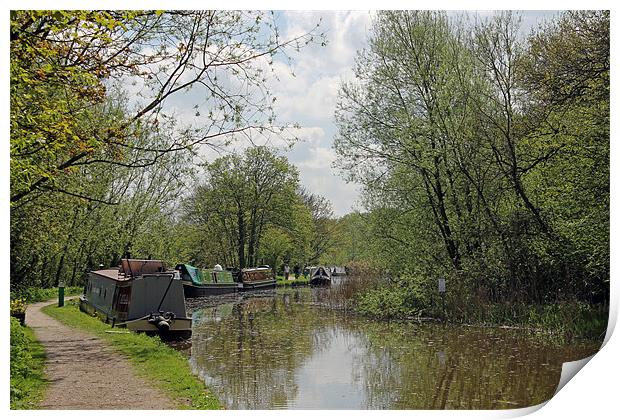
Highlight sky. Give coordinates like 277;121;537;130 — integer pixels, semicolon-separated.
240;10;559;216
273;11;373;216
115;10;562;217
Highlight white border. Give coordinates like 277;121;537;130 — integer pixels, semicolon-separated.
2;2;617;420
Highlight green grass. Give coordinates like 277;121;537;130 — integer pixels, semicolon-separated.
12;286;84;303
276;275;309;287
42;299;221;409
10;317;47;409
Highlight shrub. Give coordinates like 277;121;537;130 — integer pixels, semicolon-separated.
355;281;428;319
10;317;46;408
11;286;84;303
10;298;27;314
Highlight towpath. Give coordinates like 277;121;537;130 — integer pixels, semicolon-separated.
25;299;174;409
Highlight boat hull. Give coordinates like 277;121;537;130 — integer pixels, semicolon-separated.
125;317;192;340
310;276;331;286
239;279;277;290
79;296;192;339
183;282;239;297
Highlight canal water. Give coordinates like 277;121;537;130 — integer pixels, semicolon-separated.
186;287;600;410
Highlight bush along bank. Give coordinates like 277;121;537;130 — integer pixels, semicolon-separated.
11;286;84;303
42;299;221;409
347;274;608;344
10;317;46;409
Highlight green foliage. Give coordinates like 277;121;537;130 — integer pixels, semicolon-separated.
183;146;300;269
323;212;376;266
275;275;309;287
334;10;609;321
181;146;335;271
12;286;84;304
11;10;323;292
10;317;46;409
42;300;221;409
355;287;412;319
354;275;430;319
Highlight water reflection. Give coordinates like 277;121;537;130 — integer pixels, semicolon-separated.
189;288;600;409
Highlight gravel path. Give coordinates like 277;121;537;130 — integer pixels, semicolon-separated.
26;299;174;410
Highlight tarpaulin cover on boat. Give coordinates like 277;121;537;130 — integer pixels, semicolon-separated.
175;264;203;285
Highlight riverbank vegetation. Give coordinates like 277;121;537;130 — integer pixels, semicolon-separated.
10;10;608;345
42;299;221;409
10;317;47;409
276;275;309;287
10;11;327;293
11;286;84;303
330;11;609;340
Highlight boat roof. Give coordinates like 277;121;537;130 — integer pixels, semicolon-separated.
120;259;167;276
175;263;203;286
91;259;173;282
242;267;271;272
91;269;130;281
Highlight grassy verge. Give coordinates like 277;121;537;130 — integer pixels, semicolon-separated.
42;299;221;409
353;284;608;342
12;286;84;303
276;275;309;287
10;317;47;409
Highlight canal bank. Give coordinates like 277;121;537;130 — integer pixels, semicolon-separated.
36;298;221;409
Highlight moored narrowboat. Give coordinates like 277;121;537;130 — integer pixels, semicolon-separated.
309;266;332;285
79;259;192;338
237;267;276;290
176;263;239;297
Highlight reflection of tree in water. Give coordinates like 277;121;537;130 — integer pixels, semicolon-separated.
191;292;338;409
352;322;600;409
190;289;600;409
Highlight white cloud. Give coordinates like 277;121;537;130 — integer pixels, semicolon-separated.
269;11;372;214
297;146;335;170
288;126;326;146
269;11;372;118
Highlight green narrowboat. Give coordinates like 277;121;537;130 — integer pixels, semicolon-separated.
176;264;239;297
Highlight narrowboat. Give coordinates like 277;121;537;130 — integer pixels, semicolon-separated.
309;266;332;285
331;266;347;276
176;263;239;297
79;259;192;338
237;267;276;290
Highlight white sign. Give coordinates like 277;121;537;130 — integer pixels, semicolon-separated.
438;278;446;293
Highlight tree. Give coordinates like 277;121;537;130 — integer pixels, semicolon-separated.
335;11;475;272
11;10;321;205
298;188;337;264
10;10;322;291
10;124;194;290
333;10;609;309
184;147;299;268
518;11;610;301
